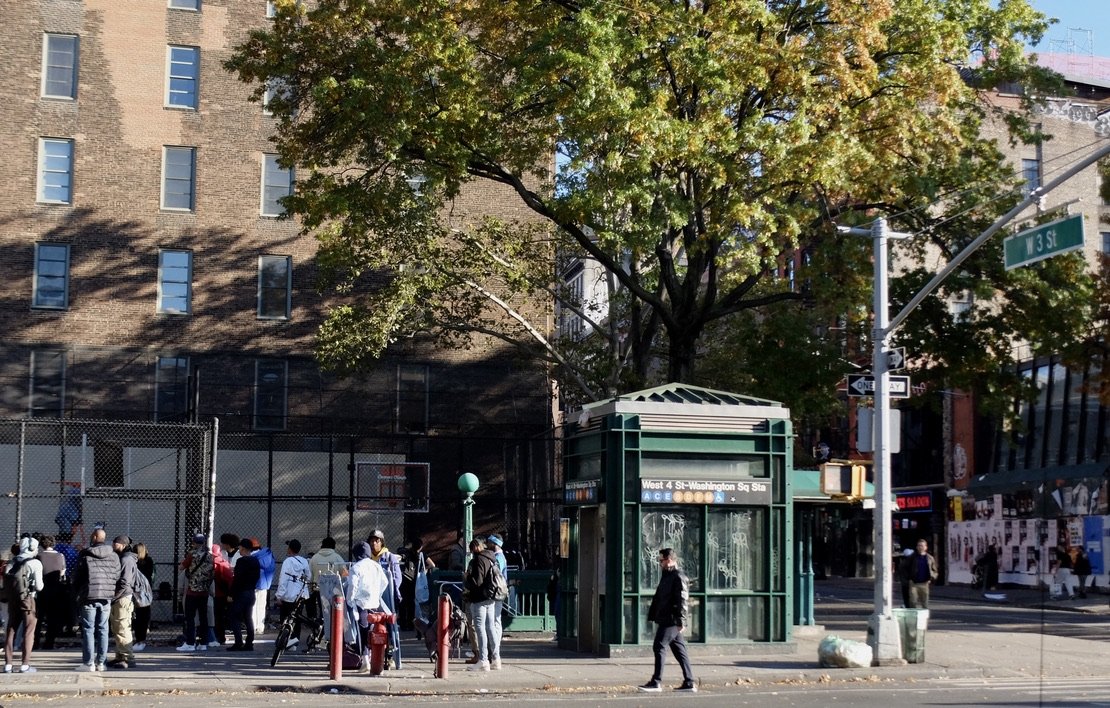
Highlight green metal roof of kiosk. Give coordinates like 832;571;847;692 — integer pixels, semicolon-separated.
576;384;789;432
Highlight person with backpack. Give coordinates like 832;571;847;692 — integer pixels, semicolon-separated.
462;537;506;672
4;535;44;674
73;528;120;672
107;536;139;669
486;534;508;646
132;543;154;651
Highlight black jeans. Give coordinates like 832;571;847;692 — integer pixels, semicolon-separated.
651;623;693;684
230;591;256;647
279;600;302;643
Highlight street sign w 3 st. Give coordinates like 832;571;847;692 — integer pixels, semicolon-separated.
1003;213;1084;270
846;373;911;398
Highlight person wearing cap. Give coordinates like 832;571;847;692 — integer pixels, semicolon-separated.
485;534;507;650
274;540;311;649
227;538;261;651
366;530;402;611
107;535;138;669
178;533;215;652
73;528;120;671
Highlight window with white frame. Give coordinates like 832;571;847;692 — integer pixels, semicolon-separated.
158;249;192;314
262;78;291;115
30;350;65;418
33;243;70;309
154;356;190;421
396;364;429;434
560;265;585;340
257;255;291;319
1021;158;1040;195
254;359;287;430
166;45;199;109
41;33;78;99
266;1;277;17
169;0;201;9
1102;232;1110;255
261;153;293;216
37;138;74;204
161;146;196;211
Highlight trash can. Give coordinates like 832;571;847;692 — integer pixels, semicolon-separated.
891;608;929;663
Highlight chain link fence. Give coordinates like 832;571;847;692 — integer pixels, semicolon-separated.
0;417;216;641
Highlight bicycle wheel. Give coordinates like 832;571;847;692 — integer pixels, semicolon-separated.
271;623;293;667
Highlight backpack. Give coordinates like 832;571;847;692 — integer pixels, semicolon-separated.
133;571;153;608
3;558;33;604
482;560;509;602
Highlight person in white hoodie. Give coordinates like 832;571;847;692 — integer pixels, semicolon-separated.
346;542;388;672
4;536;44;674
274;540;311;648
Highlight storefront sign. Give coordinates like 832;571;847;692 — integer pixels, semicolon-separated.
896;491;933;514
564;479;600;504
640;478;772;506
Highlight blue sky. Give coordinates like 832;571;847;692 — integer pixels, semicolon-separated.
1027;0;1107;57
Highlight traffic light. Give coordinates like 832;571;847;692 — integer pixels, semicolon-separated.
820;460;871;499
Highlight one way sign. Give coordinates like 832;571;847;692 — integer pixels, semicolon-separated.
846;374;911;398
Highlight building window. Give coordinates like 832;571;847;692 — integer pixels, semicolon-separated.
261;153;294;216
1101;232;1110;255
166;45;199;109
155;356;190;422
158;249;192;314
266;1;277;17
169;0;201;9
30;350;65;418
37;138;74;204
262;78;292;115
254;359;287;430
33;243;70;309
161;146;196;211
258;255;292;319
1021;158;1040;195
41;34;78;99
396;364;428;434
560;265;585;340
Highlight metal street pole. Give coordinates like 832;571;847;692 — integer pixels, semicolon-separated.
840;217;911;664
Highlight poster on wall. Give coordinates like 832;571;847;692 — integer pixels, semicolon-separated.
948;516;1110;587
1084;516;1104;575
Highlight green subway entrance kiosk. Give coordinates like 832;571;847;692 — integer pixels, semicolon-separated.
559;384;794;656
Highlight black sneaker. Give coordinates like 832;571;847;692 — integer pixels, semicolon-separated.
676;681;697;692
638;681;662;693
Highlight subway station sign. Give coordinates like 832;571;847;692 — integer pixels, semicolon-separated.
564;479;600;504
640;478;772;506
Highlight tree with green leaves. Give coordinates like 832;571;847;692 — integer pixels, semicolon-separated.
227;0;1096;412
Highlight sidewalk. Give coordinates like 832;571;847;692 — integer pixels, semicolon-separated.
1;581;1106;698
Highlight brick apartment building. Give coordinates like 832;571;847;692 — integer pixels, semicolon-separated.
0;1;556;561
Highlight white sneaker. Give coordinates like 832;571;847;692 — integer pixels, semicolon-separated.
286;637;299;649
133;642;146;652
19;666;36;673
207;641;221;648
197;644;208;651
95;663;107;672
176;644;196;652
75;663;95;672
467;660;491;672
490;659;502;670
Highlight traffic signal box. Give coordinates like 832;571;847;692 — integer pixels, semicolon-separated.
820;460;871;499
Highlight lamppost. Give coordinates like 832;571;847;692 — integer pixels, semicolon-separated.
458;473;480;543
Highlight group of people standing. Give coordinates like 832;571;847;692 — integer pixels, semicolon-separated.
2;529;155;674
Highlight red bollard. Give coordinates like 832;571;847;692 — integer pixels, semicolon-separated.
364;611;395;676
435;594;450;679
330;595;344;680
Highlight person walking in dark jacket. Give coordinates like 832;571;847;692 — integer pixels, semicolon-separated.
107;536;138;669
1074;548;1092;599
638;548;696;693
73;529;121;672
227;538;260;651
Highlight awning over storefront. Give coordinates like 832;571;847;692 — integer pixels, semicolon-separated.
792;469;875;502
966;462;1110;497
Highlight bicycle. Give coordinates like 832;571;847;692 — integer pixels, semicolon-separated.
270;573;325;667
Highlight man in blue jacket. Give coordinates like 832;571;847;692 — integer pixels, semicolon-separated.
73;529;121;672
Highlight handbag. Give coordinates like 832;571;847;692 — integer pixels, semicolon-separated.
414;552;430;604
